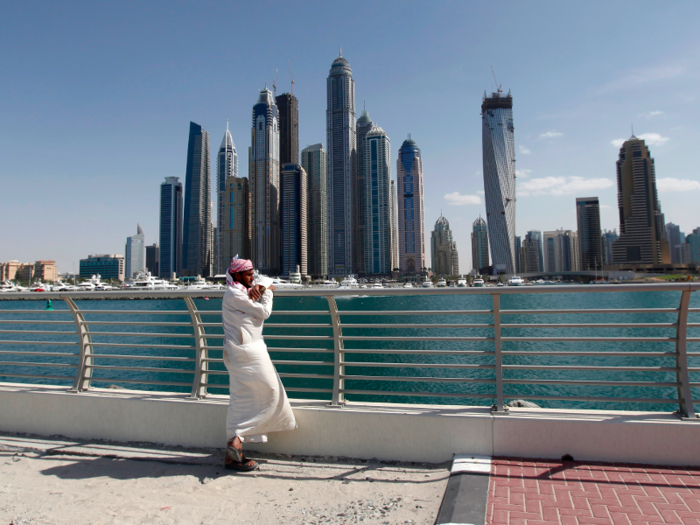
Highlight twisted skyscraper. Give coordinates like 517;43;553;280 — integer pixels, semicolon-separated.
481;91;516;274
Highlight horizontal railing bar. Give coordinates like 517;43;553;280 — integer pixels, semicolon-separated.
503;379;679;387
260;335;333;340
502;351;676;357
340;324;494;329
0;310;72;314
86;365;193;374
89;332;195;338
90;342;195;350
89;378;192;387
341;375;496;383
0;361;78;368
336;310;492;316
501;323;678;329
503;365;677;371
501;308;679;315
80;310;191;315
0;373;75;381
0;330;78;335
343;349;495;355
271;311;331;315
201;383;333;394
92;354;197;362
80;321;194;327
341;389;494;398
278;372;334;379
500;394;679;404
261;324;333;328
341;362;495;369
0;340;77;346
202;358;333;366
0;320;75;325
501;337;675;342
340;336;494;341
0;350;79;357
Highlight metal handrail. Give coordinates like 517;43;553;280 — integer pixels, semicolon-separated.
0;282;698;417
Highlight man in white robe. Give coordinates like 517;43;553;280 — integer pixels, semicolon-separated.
222;256;297;471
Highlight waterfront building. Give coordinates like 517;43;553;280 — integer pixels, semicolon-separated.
602;229;619;266
363;126;391;275
80;254;124;281
521;231;544;273
687;228;700;265
223;176;250;264
216;123;238;275
481;90;516;274
146;244;159;276
354;108;374;274
159;177;183;279
665;223;686;264
397;137;426;273
471;217;490;273
612;136;670;265
280;164;308;278
431;215;459;277
576;197;603;272
326;52;357;277
543;230;580;273
250;88;281;274
125;224;145;278
182;122;212;277
1;261;33;281
33;261;58;282
276;93;299;166
390;179;399;271
302;144;328;279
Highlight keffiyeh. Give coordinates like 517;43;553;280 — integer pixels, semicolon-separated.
226;255;254;289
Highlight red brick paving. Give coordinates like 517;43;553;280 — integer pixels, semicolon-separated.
486;458;700;524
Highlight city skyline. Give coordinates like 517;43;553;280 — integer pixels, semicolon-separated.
2;2;700;273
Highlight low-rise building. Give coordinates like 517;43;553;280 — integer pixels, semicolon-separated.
1;260;58;282
79;254;125;281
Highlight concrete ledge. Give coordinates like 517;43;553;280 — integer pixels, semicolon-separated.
1;383;699;465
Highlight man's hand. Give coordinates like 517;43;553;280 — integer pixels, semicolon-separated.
269;285;276;292
248;284;263;301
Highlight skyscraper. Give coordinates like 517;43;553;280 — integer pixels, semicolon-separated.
686;228;700;264
520;230;544;273
280;164;308;278
216;122;238;275
326;52;357;277
302;144;328;279
182;122;212;277
397;137;425;273
544;230;580;272
146;244;159;276
576;197;603;271
471;217;489;273
159;177;183;279
431;215;459;277
612;136;670;265
125;224;145;278
515;235;522;273
363;126;391;275
601;229;618;265
250;88;281;274
354;108;374;274
223;176;250;263
390;179;399;272
481;91;516;273
276;93;299;165
665;223;685;264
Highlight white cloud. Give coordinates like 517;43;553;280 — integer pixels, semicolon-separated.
516;169;532;178
444;192;482;205
610;133;669;148
476;190;485;195
519;145;531;154
641;110;664;118
539;130;563;139
657;178;700;192
600;204;612;209
519;176;614;197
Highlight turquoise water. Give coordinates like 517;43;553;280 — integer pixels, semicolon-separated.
1;290;699;412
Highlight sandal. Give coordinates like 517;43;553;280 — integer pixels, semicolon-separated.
226;443;243;463
224;458;258;472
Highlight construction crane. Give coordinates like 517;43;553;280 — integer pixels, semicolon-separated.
491;66;502;94
288;59;295;96
273;68;278;97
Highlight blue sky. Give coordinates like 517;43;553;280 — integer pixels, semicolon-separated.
2;1;699;273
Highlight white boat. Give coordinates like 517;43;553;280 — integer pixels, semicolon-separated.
269;277;304;290
403;282;414;288
28;281;52;292
131;272;178;290
183;276;221;291
497;282;506;287
51;280;80;292
422;279;433;288
0;281;20;292
436;278;447;287
507;275;525;286
338;275;359;289
457;278;467;287
472;278;485;287
322;280;339;288
371;282;384;289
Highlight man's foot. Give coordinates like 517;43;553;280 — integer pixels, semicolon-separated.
225;437;258;471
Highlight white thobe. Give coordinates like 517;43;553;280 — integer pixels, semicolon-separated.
221;282;296;443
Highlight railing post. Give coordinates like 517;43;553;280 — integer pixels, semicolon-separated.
65;297;93;392
327;295;345;407
492;293;506;412
675;289;695;419
185;297;208;399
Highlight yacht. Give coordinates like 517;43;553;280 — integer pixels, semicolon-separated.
422;279;433;288
269;277;304;290
472;278;485;288
507;275;525;286
322;280;339;288
0;281;20;293
28;281;51;292
338;275;359;289
436;278;447;287
457;278;467;288
370;281;384;289
403;282;414;289
51;280;79;292
131;272;178;291
183;276;220;291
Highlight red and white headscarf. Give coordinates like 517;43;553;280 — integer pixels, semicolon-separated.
226;255;254;289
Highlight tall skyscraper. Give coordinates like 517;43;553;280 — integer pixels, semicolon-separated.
354;108;374;274
280;164;308;278
576;197;603;271
544;230;580;272
431;214;459;277
276;93;299;166
302;144;328;279
182;122;212;277
601;229;619;265
471;217;489;272
146;244;159;276
612;136;670;265
250;88;281;274
223;176;250;263
216;122;238;275
665;223;685;264
686;228;700;264
363;126;391;275
520;230;544;273
159;177;183;278
326;52;357;276
125;224;145;278
390;179;399;272
481;91;516;273
397;137;426;273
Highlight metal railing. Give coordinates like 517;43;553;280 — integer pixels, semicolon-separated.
0;283;699;418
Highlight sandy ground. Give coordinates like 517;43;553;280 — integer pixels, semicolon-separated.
0;434;449;525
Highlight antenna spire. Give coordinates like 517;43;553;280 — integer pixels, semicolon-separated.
631;123;635;137
226;119;229;131
339;47;342;57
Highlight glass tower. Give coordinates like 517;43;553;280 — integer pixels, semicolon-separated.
326;52;357;277
431;215;459;277
471;216;489;273
276;93;299;166
280;163;307;278
576;197;603;272
125;224;145;278
302;144;328;279
481;91;516;274
397;137;425;274
159;177;183;279
354;108;374;274
363;126;391;275
223;176;250;263
216;123;238;275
